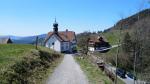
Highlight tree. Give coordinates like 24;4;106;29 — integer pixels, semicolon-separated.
122;32;133;53
118;32;134;71
76;32;91;54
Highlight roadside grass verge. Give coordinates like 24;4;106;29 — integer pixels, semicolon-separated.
91;49;125;84
75;56;112;84
0;44;63;84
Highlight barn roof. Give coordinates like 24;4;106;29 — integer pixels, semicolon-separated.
88;36;108;43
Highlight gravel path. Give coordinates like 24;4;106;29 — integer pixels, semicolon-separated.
46;54;89;84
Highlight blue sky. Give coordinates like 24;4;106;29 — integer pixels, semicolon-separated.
0;0;149;36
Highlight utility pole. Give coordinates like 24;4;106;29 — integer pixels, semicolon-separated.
133;5;140;84
114;23;121;84
115;15;123;83
133;49;137;84
35;36;38;50
114;24;118;84
115;45;118;84
86;38;90;55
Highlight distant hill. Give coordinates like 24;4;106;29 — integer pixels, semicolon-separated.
0;35;22;40
101;8;150;45
104;8;150;32
0;34;47;44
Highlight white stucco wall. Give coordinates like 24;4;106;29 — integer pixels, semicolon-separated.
45;35;61;52
45;33;77;52
88;47;95;51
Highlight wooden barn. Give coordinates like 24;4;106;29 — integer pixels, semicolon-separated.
88;36;110;52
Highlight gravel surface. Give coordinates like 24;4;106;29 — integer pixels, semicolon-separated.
46;54;89;84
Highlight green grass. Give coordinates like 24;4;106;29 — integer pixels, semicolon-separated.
103;30;120;45
0;44;56;70
29;53;64;84
102;30;125;45
91;44;125;84
75;56;112;84
0;44;63;84
0;44;35;71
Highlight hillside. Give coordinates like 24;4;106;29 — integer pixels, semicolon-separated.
104;9;150;32
101;9;150;44
76;8;150;82
0;44;35;70
102;8;150;81
0;44;62;84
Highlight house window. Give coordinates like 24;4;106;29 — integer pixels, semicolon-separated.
52;42;54;45
61;46;64;50
66;43;69;49
66;45;68;49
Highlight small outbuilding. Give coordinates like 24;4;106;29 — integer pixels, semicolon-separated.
0;38;13;44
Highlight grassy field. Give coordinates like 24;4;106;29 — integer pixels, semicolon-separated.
75;56;113;84
0;44;35;71
0;44;63;84
102;30;126;45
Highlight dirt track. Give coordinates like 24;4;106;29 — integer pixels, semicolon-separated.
46;54;89;84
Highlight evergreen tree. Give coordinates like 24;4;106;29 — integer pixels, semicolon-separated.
122;32;133;53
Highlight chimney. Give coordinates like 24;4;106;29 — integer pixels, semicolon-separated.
66;29;68;32
65;29;68;38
